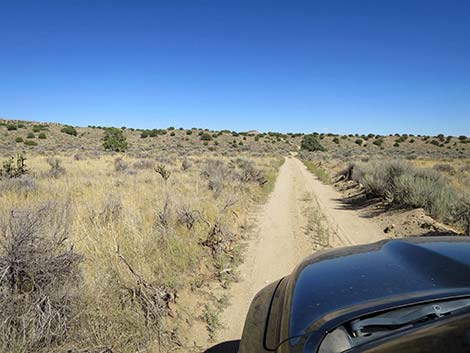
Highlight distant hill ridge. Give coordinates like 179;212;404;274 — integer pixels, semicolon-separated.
0;118;469;158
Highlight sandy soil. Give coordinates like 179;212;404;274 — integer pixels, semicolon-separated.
214;157;387;345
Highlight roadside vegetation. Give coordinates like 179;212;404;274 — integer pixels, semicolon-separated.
337;160;470;235
0;151;283;353
301;159;331;184
299;132;470;236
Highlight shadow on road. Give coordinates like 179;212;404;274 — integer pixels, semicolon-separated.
202;340;240;353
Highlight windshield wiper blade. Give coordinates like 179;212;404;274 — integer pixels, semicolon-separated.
351;299;470;335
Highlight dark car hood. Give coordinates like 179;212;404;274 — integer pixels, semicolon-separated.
286;237;470;344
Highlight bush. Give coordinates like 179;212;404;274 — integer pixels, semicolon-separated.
201;159;233;195
26;132;35;139
47;157;66;178
392;169;455;219
0;154;28;179
182;158;192;171
235;159;267;186
352;160;407;199
200;132;213;141
103;128;129;152
15;137;23;143
24;140;38;146
114;157;129;172
140;129;167;138
0;175;37;196
38;132;47;139
301;135;326;152
186;130;193;135
352;160;456;221
453;193;470;235
6;124;17;131
373;139;383;147
32;124;48;132
61;125;78;136
155;164;171;181
355;139;363;146
0;203;82;351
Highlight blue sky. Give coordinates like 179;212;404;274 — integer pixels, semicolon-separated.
1;0;469;135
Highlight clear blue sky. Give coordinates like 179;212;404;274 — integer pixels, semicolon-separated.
1;0;469;135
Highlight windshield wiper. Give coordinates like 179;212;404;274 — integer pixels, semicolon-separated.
351;299;470;337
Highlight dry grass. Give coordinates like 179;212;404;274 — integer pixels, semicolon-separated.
0;152;283;353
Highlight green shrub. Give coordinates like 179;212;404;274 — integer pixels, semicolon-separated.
395;135;408;143
186;130;193;135
38;132;47;139
393;169;455;219
27;132;35;139
15;137;23;143
352;160;409;199
17;123;25;129
140;129;166;138
452;193;470;235
61;125;78;136
32;124;48;132
352;160;456;221
6;124;17;131
24;140;38;146
301;135;326;152
103;128;129;152
373;139;383;147
355;139;363;146
333;137;340;144
200;132;213;141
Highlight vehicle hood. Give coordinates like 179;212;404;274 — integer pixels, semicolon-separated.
286;236;470;344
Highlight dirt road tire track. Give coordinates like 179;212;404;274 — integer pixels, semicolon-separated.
214;156;386;345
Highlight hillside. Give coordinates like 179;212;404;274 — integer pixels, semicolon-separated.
1;118;469;159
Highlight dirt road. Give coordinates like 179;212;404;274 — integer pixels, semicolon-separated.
215;156;386;343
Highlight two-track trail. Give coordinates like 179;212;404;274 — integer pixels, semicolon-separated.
214;156;385;344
